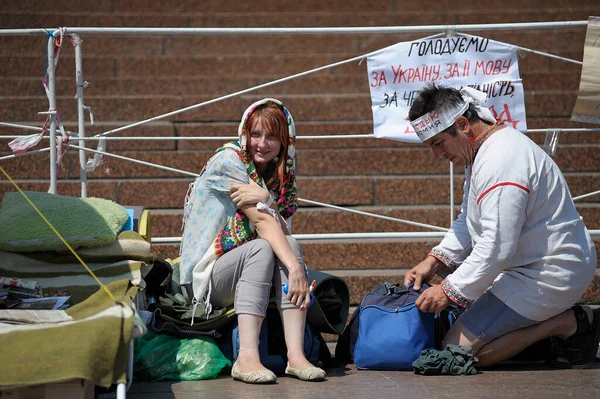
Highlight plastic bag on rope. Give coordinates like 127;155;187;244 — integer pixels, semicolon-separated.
8;132;44;154
85;137;106;173
133;330;231;381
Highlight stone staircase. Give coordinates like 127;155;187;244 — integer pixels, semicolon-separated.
1;1;599;307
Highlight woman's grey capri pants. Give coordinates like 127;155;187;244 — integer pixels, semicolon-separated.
210;236;307;317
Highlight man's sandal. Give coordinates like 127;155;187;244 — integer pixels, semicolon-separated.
552;305;600;369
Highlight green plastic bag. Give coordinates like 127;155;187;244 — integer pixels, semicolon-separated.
133;330;231;381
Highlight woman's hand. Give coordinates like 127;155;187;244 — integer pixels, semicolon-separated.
230;180;270;208
286;267;310;310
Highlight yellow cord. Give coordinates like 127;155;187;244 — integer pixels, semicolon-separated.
0;166;116;301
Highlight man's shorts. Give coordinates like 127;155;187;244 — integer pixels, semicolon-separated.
459;290;538;343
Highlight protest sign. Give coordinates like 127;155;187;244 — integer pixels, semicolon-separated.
572;16;600;124
367;34;527;142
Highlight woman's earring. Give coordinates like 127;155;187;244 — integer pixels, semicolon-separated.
273;156;279;163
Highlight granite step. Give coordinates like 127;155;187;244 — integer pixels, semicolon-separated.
144;205;600;239
0;2;596;27
2;173;598;209
1;144;598;180
0;91;588;123
153;239;600;272
0;28;586;57
0;70;583;97
0;48;583;79
1;119;599;154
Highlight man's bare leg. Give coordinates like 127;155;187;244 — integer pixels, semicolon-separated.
443;308;589;367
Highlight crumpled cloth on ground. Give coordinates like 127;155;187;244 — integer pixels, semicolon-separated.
412;344;479;375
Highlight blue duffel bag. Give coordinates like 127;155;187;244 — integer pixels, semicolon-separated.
336;282;462;370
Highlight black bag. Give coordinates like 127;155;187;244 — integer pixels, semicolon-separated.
334;282;463;366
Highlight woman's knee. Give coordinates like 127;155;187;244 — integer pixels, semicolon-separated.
236;239;276;282
247;238;276;262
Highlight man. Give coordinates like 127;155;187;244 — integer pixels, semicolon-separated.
404;84;599;368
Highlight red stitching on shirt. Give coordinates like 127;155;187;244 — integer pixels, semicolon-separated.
477;182;529;205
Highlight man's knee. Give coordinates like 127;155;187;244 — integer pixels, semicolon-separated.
442;320;485;353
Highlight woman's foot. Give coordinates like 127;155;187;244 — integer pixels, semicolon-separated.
286;353;317;370
231;353;277;384
285;363;327;381
231;362;277;384
285;353;327;381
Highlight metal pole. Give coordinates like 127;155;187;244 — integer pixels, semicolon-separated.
0;21;588;36
151;232;449;244
73;34;88;198
45;36;57;194
151;229;600;244
0;147;50;162
449;162;455;225
0;122;45;131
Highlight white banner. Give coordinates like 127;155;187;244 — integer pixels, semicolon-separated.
367;34;527;142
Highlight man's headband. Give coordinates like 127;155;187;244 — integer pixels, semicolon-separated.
410;87;497;142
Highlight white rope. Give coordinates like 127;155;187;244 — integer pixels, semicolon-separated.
456;32;583;65
66;143;199;177
67;144;450;232
573;190;600;201
298;198;449;232
90;32;444;139
92;53;371;138
525;128;600;133
513;46;582;65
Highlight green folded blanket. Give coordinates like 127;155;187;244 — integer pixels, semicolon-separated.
0;280;138;388
0;191;128;252
0;253;149;304
17;231;153;264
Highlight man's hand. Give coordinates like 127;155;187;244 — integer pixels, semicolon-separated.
404;256;443;290
415;285;449;314
230;180;270;208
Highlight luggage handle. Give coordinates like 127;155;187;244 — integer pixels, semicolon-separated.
384;282;427;296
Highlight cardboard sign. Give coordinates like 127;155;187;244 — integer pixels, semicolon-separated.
572;16;600;124
367;34;527;142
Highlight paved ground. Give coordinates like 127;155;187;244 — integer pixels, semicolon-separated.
127;361;600;399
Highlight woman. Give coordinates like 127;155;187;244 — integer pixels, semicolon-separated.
179;98;327;383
